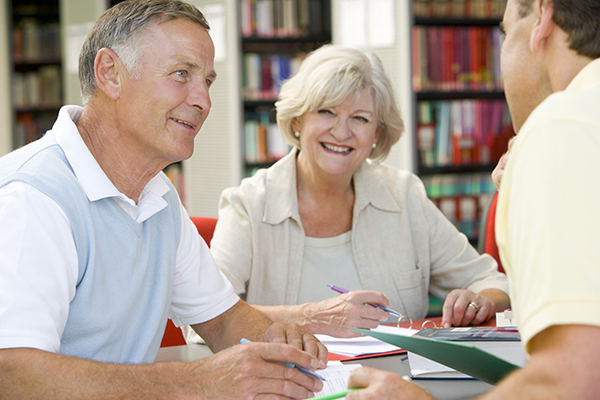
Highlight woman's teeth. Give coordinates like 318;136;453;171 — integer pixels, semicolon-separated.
322;143;351;153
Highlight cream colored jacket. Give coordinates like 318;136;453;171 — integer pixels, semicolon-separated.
211;150;508;319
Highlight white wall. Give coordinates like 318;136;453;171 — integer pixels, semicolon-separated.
183;0;241;218
0;0;12;156
60;0;108;105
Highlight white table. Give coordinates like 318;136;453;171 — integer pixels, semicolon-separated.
156;344;493;400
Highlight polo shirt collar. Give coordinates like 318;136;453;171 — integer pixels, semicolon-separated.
52;106;170;221
352;159;401;213
264;149;301;225
263;149;400;225
566;58;600;91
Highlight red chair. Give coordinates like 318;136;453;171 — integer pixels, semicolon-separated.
190;216;218;247
160;216;219;347
478;193;504;274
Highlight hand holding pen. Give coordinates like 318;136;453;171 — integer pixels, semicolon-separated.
328;285;403;318
240;338;326;381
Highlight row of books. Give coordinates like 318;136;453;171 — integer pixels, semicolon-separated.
12;19;61;62
416;99;513;168
244;110;291;164
243;52;304;101
412;25;504;92
12;66;63;109
241;0;330;38
422;173;496;239
413;0;507;18
13;112;56;149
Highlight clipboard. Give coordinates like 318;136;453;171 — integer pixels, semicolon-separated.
354;328;521;385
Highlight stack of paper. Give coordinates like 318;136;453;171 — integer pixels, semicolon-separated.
314;361;362;397
316;325;418;358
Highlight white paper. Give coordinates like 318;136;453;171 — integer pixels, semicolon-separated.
315;361;362;397
316;325;418;357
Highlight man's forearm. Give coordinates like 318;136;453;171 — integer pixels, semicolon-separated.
193;301;276;352
0;347;201;399
253;304;305;326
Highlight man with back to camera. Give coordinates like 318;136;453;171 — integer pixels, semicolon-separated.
342;0;600;399
0;1;328;398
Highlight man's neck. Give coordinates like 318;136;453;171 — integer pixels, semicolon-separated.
75;105;165;203
545;27;593;93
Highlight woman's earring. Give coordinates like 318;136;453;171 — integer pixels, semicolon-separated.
372;142;377;149
294;131;300;138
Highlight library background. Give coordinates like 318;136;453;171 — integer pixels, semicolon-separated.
0;0;511;246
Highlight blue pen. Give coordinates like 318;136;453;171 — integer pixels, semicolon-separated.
240;338;326;381
328;284;403;318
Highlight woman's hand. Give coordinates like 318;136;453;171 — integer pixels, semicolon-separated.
492;135;516;190
441;288;510;328
298;290;391;338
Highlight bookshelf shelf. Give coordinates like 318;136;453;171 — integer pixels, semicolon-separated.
416;91;505;101
242;34;331;44
419;164;499;175
15;106;62;113
414;17;501;26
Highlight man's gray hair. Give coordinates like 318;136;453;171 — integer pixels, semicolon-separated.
78;0;209;105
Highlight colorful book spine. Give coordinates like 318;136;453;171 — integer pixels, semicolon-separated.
241;0;327;38
412;26;504;92
417;99;513;168
422;173;497;239
244;110;291;163
242;53;304;100
413;0;506;18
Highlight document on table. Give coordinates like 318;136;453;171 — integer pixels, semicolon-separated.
316;325;418;357
314;361;362;397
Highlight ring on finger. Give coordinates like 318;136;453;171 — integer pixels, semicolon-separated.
468;302;480;312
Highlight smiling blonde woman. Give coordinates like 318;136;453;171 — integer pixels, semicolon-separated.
209;44;510;338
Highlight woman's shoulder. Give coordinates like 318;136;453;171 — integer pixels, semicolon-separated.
362;160;425;190
221;152;295;206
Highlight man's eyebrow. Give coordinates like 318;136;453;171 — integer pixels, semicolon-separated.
174;61;217;79
175;61;199;69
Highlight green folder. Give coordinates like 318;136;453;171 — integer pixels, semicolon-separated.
354;328;520;385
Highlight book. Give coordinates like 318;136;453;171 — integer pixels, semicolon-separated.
356;327;525;385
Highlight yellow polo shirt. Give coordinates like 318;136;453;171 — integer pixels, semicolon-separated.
496;58;600;350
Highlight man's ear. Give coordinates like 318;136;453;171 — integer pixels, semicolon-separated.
530;0;555;54
94;48;123;101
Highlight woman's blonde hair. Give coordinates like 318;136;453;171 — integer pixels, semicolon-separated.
275;44;404;162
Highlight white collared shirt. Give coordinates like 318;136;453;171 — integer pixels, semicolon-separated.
0;106;238;352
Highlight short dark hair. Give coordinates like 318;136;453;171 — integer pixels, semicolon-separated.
79;0;210;104
517;0;600;58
